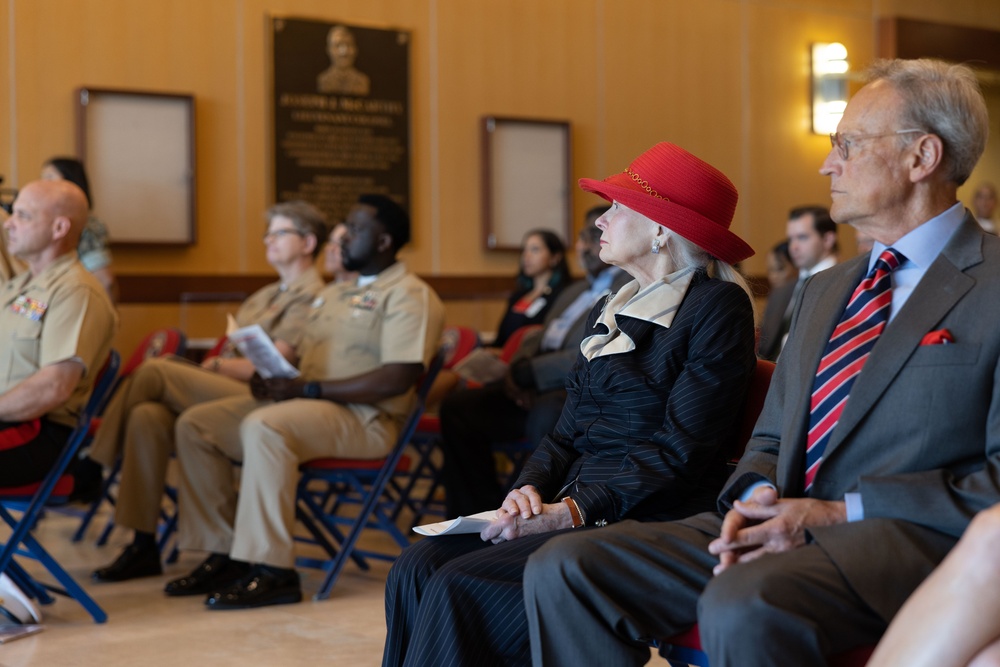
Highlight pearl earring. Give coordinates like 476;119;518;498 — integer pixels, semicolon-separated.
651;240;660;255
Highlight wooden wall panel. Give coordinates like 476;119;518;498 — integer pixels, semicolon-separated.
743;4;875;269
598;0;747;260
11;0;243;274
0;0;8;190
881;0;1000;32
434;0;599;277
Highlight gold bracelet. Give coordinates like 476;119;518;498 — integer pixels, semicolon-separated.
562;497;584;528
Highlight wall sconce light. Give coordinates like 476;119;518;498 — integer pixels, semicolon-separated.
812;42;849;135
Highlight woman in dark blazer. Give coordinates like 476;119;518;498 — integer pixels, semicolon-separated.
492;229;571;347
383;142;758;667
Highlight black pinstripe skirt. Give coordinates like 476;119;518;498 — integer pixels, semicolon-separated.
383;527;582;667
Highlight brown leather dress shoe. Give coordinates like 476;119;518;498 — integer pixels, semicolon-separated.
92;544;162;582
163;554;251;597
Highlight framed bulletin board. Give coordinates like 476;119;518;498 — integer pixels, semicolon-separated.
76;88;196;245
481;117;571;251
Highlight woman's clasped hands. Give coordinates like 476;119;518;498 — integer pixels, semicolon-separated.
480;485;574;544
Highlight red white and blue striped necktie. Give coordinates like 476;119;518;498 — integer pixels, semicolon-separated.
804;248;905;492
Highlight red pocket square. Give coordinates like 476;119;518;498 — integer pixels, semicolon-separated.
920;329;954;346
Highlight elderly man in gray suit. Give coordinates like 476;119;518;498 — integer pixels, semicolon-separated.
522;58;998;666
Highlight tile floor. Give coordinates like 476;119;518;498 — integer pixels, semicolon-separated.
0;508;393;667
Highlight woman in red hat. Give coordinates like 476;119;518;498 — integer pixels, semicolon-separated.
383;142;758;667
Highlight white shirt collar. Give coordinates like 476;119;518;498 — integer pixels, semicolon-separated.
799;254;837;279
580;267;695;361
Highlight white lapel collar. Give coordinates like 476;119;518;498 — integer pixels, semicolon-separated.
580;267;695;361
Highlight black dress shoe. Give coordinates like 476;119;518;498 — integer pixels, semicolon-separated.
164;554;251;597
92;543;162;582
205;565;302;610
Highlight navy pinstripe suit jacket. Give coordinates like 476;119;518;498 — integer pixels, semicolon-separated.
516;270;757;526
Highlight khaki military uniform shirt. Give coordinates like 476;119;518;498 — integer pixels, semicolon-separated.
298;261;444;425
0;253;117;427
221;266;326;357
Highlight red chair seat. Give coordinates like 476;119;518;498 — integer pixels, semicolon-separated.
663;625;875;666
416;414;440;434
439;326;481;368
0;475;74;499
669;626;702;650
302;455;412;473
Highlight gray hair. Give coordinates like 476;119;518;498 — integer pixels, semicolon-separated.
266;200;329;258
866;59;989;186
664;230;758;321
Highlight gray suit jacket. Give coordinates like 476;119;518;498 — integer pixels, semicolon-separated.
721;213;1000;620
756;280;796;361
514;269;631;392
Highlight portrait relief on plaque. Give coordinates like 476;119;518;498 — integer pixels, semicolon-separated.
272;17;410;226
317;25;370;96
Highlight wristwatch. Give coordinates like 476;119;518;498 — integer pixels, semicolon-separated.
302;382;322;399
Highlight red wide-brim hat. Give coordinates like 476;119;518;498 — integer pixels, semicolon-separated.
579;142;754;265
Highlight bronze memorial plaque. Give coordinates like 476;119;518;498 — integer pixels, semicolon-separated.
272;17;410;224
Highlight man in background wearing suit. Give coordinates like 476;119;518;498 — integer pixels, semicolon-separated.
757;206;837;361
524;58;998;666
439;207;629;518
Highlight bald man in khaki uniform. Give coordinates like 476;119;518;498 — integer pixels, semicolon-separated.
164;194;444;610
0;180;116;487
90;201;329;584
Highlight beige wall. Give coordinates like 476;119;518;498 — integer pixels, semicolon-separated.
0;0;997;352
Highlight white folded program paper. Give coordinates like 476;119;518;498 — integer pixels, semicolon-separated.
227;324;300;379
0;573;41;625
413;510;499;536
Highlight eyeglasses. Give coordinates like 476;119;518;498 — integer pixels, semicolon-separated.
263;228;305;243
828;129;924;160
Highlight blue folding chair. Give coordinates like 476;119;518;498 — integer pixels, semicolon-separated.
0;350;121;623
295;350;445;600
391;326;481;527
72;328;186;557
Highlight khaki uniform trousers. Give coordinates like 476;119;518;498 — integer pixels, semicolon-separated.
175;395;397;568
89;357;249;533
